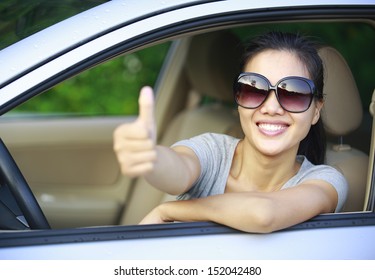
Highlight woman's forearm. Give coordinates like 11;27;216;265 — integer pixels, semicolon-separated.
143;145;200;195
153;193;277;233
148;183;331;233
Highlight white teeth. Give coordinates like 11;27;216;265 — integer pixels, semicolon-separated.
258;123;286;131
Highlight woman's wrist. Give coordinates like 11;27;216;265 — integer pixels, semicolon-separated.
157;202;174;222
159;199;213;223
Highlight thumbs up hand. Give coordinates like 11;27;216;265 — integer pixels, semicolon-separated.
114;86;157;177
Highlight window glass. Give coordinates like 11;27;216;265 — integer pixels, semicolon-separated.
0;0;108;50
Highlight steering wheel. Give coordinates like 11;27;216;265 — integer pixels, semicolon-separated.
0;138;50;230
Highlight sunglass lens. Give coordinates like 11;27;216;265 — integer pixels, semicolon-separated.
235;76;268;108
277;79;313;112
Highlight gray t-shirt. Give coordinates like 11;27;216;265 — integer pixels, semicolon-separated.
172;133;348;212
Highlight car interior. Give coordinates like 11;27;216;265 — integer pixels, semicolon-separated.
0;21;374;230
120;28;371;225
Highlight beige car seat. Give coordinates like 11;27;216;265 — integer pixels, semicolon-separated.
120;30;243;225
319;47;368;212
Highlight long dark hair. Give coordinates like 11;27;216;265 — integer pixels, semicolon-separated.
240;31;326;164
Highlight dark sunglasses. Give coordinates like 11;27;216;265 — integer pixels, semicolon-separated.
234;72;319;113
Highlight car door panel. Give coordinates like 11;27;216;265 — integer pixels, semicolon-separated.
0;116;134;229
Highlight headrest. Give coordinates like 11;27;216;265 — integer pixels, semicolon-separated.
185;30;243;102
319;47;363;136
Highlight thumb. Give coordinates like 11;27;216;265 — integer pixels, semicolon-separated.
138;86;156;140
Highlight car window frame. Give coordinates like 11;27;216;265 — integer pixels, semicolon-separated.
1;212;375;249
0;2;374;251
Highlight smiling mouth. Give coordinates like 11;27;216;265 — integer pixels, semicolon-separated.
257;122;289;135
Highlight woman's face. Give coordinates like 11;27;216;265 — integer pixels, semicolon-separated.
239;49;323;158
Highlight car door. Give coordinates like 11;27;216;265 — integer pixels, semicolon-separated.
0;0;375;261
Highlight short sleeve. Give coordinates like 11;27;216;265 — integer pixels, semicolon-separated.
302;165;348;212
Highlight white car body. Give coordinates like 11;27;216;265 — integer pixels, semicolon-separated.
0;0;374;259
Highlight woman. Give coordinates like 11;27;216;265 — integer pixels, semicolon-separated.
113;31;348;233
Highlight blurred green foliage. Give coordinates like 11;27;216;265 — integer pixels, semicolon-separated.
14;43;170;115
